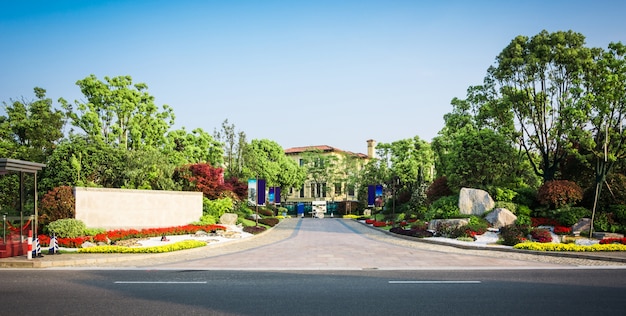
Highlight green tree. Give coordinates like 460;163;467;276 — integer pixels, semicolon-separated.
164;127;224;166
577;42;626;234
483;30;593;182
242;139;305;191
41;135;128;191
446;129;521;190
61;74;174;150
376;136;435;190
0;87;65;162
213;119;247;178
299;148;340;199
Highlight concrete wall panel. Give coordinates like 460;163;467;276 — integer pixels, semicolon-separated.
74;187;202;229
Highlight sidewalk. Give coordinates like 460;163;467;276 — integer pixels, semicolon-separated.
1;218;625;268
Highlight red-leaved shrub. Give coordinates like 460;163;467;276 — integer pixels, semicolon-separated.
425;177;453;204
39;186;75;226
537;180;583;209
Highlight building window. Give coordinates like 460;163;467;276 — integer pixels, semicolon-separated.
334;183;342;195
310;182;327;198
347;184;355;196
299;159;304;166
299;185;305;198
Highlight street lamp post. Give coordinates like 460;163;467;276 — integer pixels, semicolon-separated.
391;176;400;227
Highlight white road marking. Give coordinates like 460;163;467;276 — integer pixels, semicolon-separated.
389;280;481;284
114;281;207;284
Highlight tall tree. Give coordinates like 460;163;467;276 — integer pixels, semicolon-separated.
376;136;435;190
578;42;626;234
61;74;174;150
242;139;305;191
213;119;247;178
165;127;224;167
299;149;340;199
0;87;65;162
484;30;593;182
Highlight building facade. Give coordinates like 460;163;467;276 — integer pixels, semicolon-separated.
283;140;376;210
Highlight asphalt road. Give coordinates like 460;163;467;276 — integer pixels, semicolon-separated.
1;269;624;315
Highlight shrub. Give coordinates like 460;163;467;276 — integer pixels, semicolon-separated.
389;226;433;238
594;212;619;232
512;187;537;208
609;205;626;225
537;180;583;209
39;186;75;226
193;214;217;225
46;218;87;238
554;206;590;227
258;218;279;227
202;197;233;218
494;201;517;213
499;224;530;246
425;177;453;204
530;228;552;243
515;214;532;226
489;187;518;202
258;207;275;217
516;205;532;217
465;216;489;235
424;195;460;220
243;225;267;234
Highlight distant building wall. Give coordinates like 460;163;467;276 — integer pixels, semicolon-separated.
74;187;202;230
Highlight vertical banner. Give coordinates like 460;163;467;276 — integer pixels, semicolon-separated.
274;187;281;205
257;179;266;205
375;184;383;207
367;185;375;207
269;187;275;204
248;179;257;205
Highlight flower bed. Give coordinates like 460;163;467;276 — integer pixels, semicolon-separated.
599;238;626;245
514;242;626;252
38;224;226;248
77;240;207;253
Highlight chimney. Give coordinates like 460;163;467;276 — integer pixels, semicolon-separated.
367;139;376;159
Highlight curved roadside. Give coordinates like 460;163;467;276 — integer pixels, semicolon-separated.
346;219;626;266
1;218;625;268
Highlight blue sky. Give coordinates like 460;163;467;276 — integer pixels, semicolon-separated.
2;1;625;154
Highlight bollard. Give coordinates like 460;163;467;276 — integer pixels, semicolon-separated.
27;230;32;260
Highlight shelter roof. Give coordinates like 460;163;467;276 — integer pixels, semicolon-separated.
0;158;46;174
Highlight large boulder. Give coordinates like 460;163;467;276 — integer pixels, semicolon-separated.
485;208;517;229
219;213;238;225
458;187;495;216
428;218;470;231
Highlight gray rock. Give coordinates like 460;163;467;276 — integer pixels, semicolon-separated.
485;208;517;229
458;187;495;216
572;218;591;235
81;241;96;248
219;213;238;225
428;218;470;231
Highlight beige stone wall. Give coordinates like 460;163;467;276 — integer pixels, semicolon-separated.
74;187;202;229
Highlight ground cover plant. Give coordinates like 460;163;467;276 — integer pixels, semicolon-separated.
38;224;226;248
77;240;207;253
